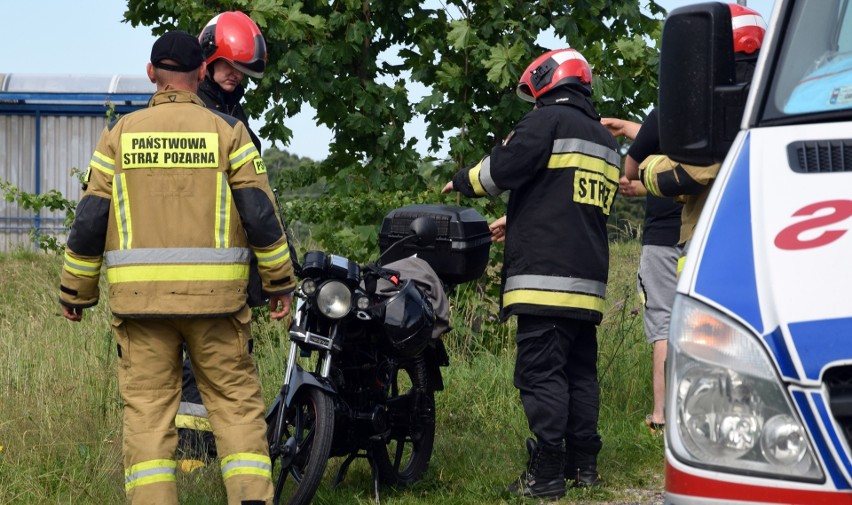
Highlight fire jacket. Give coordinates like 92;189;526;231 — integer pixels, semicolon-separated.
451;88;620;324
59;89;295;318
638;155;722;245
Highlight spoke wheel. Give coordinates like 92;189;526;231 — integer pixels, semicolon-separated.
372;358;436;485
268;387;334;505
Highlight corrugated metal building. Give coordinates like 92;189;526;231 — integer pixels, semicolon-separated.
0;73;154;251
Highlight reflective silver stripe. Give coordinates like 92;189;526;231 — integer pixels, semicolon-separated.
552;138;621;167
256;246;290;266
221;458;272;474
505;274;606;297
114;173;131;250
230;145;259;168
478;157;502;196
177;401;208;417
125;464;176;485
91;151;115;174
64;256;101;273
104;247;250;266
217;172;229;247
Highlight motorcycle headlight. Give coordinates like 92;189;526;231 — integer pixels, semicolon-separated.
315;280;352;319
301;278;318;296
668;295;823;481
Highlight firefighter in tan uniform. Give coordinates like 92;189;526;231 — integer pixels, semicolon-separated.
58;31;294;505
632;3;766;258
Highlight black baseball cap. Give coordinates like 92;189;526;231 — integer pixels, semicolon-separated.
150;31;204;72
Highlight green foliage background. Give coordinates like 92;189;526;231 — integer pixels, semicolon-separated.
123;0;661;260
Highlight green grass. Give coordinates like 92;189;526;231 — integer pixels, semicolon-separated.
0;241;664;504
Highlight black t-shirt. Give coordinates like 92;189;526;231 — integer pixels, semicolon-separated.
627;108;682;247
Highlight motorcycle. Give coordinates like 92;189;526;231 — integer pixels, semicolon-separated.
266;213;459;505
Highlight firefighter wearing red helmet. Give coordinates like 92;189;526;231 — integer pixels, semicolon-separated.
174;11;271;473
443;47;620;499
196;11;267;151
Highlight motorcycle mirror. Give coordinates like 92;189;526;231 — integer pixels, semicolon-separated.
410;216;437;247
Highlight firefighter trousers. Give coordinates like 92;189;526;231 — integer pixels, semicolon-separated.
513;314;602;453
112;305;272;505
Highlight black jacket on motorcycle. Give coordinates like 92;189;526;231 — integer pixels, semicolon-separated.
451;87;620;325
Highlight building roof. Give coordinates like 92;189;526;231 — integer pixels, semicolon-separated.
0;73;155;113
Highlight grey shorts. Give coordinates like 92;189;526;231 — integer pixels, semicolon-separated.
637;244;680;344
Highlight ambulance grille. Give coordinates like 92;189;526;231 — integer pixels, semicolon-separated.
789;140;852;173
824;366;852;446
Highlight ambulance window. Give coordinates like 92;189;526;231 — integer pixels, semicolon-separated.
769;0;852;119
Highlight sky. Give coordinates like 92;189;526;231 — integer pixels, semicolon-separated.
2;0;776;161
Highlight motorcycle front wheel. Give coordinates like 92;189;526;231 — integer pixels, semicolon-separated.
372;357;436;485
269;387;334;505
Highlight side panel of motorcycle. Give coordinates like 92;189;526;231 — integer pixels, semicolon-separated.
378;204;491;285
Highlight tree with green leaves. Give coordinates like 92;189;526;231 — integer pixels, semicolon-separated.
124;0;664;259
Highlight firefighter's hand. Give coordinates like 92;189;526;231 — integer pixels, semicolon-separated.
619;176;646;197
601;117;641;141
269;293;293;320
441;181;453;194
61;304;83;322
489;215;507;243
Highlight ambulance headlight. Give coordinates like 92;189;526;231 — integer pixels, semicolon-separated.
668;296;823;481
761;415;808;467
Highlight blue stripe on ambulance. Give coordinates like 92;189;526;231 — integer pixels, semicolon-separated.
789;317;852;381
809;391;852;488
764;326;799;380
693;135;763;339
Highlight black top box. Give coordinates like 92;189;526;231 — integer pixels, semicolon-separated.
378;204;491;285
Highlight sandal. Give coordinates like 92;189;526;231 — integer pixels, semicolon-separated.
645;415;665;435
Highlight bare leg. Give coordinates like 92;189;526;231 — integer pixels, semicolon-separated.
651;339;668;424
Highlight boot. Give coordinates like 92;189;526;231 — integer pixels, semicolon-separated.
506;443;566;499
567;449;602;488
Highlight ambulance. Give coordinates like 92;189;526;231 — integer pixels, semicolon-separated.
657;1;852;503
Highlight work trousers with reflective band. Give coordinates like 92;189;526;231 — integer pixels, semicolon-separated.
114;305;273;505
514;315;601;451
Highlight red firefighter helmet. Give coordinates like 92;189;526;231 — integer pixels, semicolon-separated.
729;3;766;55
516;48;592;103
199;11;267;78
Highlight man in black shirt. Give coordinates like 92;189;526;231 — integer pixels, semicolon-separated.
602;108;681;434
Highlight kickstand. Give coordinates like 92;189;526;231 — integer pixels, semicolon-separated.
333;452;357;487
368;450;381;504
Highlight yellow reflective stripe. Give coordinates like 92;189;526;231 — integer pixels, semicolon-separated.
175;414;213;432
63;254;102;277
677;254;686;277
106;264;249;283
548;153;620;182
255;243;291;267
229;143;259;169
642;156;665;197
113;173;133;250
215;173;231;248
90;151;115;176
125;473;176;490
550;152;619;215
124;459;176;490
503;289;605;313
467;161;486;196
220;452;272;481
119;132;219;168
